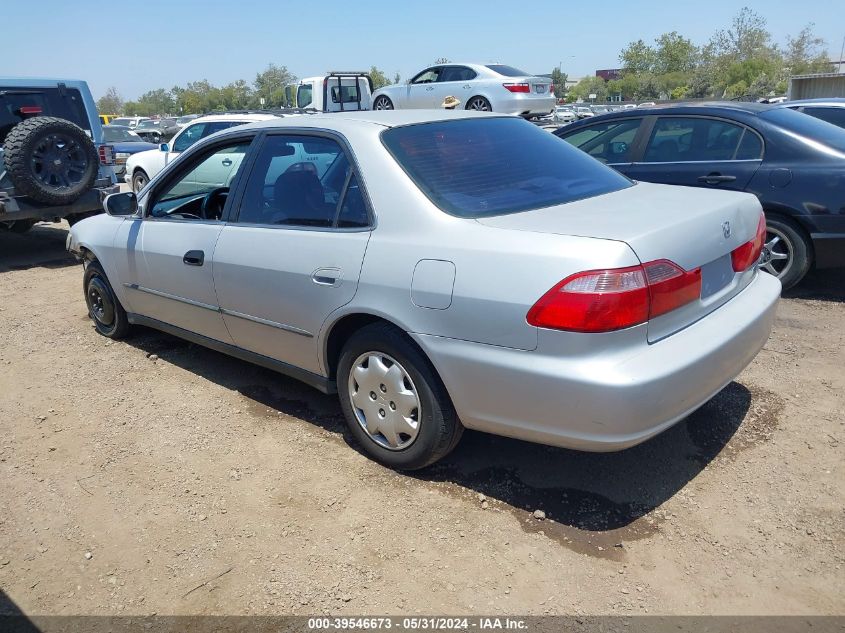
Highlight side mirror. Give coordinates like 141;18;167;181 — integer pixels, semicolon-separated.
159;143;169;152
104;191;138;216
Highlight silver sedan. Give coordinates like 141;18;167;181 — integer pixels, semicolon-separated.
372;63;555;117
68;110;780;470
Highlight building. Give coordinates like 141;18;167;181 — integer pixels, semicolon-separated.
788;73;845;99
596;68;622;81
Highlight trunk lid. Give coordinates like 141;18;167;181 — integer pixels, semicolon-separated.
477;182;763;342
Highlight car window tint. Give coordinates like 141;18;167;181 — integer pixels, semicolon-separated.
485;65;529;77
759;107;845;152
559;119;642;163
644;117;748;162
382;117;632;218
237;135;353;228
439;66;477;82
735;129;764;159
802;107;845;129
331;84;359;103
173;123;206;151
149;142;250;219
336;174;369;228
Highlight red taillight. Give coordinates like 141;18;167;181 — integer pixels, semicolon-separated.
98;144;115;166
527;259;701;333
19;106;42;115
503;83;530;93
731;212;766;272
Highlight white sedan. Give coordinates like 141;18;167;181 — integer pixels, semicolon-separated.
371;63;555;117
123;113;281;192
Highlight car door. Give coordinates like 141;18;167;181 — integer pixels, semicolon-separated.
432;66;477;108
622;116;763;191
405;67;442;108
212;132;372;375
112;134;257;343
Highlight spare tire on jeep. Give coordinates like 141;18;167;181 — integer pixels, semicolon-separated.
3;116;98;206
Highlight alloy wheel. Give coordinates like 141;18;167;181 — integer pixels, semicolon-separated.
759;226;793;279
374;96;393;110
467;97;491;111
348;352;421;450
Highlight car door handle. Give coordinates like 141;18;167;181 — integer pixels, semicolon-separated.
697;173;736;184
183;250;204;266
311;267;341;286
221;158;233;167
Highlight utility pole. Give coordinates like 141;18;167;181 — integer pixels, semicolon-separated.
839;36;844;73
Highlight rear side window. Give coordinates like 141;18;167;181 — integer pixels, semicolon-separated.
486;65;529;77
331;85;359;104
760;107;845;153
643;117;759;162
439;66;478;82
801;107;845;129
381;117;632;218
0;87;89;143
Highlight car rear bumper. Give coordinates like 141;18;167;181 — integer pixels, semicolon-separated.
496;94;556;116
413;270;781;452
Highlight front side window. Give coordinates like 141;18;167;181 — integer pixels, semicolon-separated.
149;141;251;220
236;135;367;228
172;121;246;152
411;68;441;84
297;84;313;107
643;117;757;162
382;117;632;218
560;118;642;163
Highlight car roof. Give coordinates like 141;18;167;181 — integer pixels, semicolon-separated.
190;113;282;124
584;101;775;117
240;109;503;131
777;98;845;107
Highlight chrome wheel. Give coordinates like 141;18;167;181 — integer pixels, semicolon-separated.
760;226;793;279
467;97;491;111
373;96;393;110
348;352;421;450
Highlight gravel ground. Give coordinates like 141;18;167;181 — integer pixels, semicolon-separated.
0;222;842;616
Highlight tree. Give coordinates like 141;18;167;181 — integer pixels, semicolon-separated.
654;32;698;74
784;24;831;75
96;87;124;115
550;68;568;99
569;76;608;101
253;64;296;108
393;72;401;85
368;66;391;90
620;39;657;74
131;88;175;116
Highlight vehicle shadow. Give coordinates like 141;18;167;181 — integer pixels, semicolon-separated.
782;268;845;303
0;589;41;632
124;326;756;550
0;223;77;273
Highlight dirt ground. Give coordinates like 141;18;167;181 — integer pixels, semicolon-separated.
0;222;842;616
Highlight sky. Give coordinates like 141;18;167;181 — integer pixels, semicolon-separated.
3;0;843;101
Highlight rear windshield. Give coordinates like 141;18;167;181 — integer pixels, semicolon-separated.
0;86;90;143
486;65;530;77
760;107;845;153
381;117;632;218
102;126;139;142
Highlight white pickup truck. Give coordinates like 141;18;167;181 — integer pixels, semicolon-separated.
288;72;373;112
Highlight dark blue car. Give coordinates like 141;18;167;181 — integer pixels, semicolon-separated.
101;125;157;178
555;102;845;288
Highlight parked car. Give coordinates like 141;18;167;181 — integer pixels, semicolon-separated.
124;113;284;192
109;116;149;129
99;114;119;125
776;98;845;129
553;106;577;123
554;102;845;288
133;118;179;143
68;110;779;470
575;106;594;119
101;125;157;177
175;114;200;128
0;77;118;232
290;72;373;111
371;63;555;118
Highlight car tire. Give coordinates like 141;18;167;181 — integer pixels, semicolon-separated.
131;169;149;193
373;96;394;110
83;261;130;339
0;219;37;233
2;116;98;206
150;132;161;144
465;96;492;112
760;215;812;290
337;322;463;470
